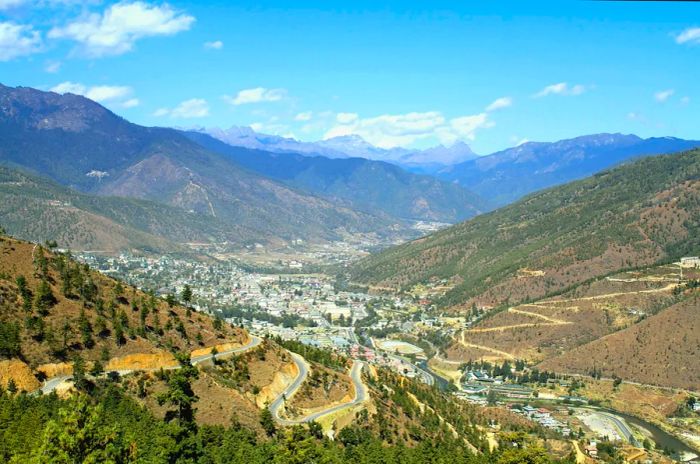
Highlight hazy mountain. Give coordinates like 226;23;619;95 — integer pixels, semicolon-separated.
204;125;351;158
313;135;411;161
400;141;478;165
349;148;700;308
438;133;700;206
186;131;489;223
0;84;400;246
202;126;478;171
398;142;479;174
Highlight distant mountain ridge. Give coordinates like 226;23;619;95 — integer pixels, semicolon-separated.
0;84;401;247
204;128;700;203
186;131;489;223
202;126;480;168
438;133;700;206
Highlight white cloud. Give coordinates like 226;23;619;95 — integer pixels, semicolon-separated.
120;98;140;108
155;98;209;118
204;40;223;50
50;81;133;103
44;60;61;73
654;89;674;102
485;96;512;112
436;113;494;145
534;82;587;98
294;111;312;121
336;112;358;124
48;1;195;57
223;87;286;105
324;110;493;148
51;81;86;95
50;81;140;109
248;121;291;136
85;84;132;102
675;27;700;45
680;96;690;105
0;22;42;61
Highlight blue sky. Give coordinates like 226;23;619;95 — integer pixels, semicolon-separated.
0;0;698;153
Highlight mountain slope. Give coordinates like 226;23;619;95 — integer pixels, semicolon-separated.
349;149;700;309
0;84;398;245
186;131;489;222
0;235;248;372
0;166;253;252
537;294;699;391
439;133;700;206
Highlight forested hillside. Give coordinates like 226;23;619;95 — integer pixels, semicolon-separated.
349;149;700;309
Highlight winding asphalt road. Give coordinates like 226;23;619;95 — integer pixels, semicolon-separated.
270;357;367;426
38;335;370;429
38;335;262;394
191;335;262;366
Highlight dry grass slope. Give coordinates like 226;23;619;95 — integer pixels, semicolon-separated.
537;295;700;391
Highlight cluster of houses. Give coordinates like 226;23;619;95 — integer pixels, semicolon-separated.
511;405;572;437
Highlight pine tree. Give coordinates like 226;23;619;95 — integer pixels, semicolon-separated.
72;354;88;391
31;396;132;463
78;308;94;348
0;321;22;357
34;280;56;314
181;285;193;305
157;352;199;425
16;275;32;312
6;378;17;394
90;359;104;377
260;405;277;437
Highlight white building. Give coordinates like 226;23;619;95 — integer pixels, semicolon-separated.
681;257;700;268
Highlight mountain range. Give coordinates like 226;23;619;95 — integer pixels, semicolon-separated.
205;126;700;207
0;84;414;247
2;83;699;258
202;126;479;168
204;125;700;207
